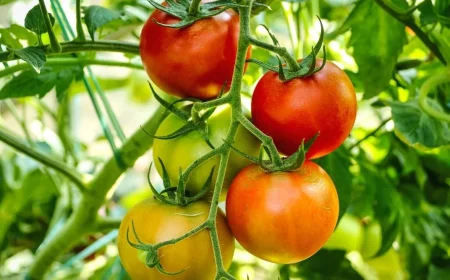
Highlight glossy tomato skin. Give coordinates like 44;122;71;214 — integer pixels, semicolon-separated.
118;199;235;280
153;105;260;200
140;4;251;100
226;161;339;264
251;59;357;159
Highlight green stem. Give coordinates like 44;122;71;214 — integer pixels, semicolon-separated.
0;128;86;191
75;0;86;41
95;217;122;232
418;73;450;123
188;0;202;16
0;58;142;78
0;41;140;63
374;0;447;65
248;36;300;71
38;0;61;53
27;104;167;279
349;118;391;150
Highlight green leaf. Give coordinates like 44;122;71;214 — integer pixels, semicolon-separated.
360;163;402;257
11;46;46;73
0;24;38;49
83;5;121;41
0;67;82;100
315;147;353;222
25;5;56;36
289;249;364;280
418;0;438;26
435;0;450;27
347;0;408;99
391;100;450;148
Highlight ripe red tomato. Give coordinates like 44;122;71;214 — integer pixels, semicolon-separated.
225;161;339;264
251;59;357;159
118;199;235;280
140;3;251;100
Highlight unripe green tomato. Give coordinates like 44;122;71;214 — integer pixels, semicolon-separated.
323;214;364;252
153;105;260;200
360;222;382;259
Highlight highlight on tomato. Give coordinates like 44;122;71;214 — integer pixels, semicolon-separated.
225;161;339;264
117;198;235;280
251;59;357;159
140;2;251;100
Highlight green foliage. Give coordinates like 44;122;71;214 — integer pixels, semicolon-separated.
24;5;55;37
0;67;82;100
82;5;122;41
10;46;46;73
391;99;450;148
0;24;38;49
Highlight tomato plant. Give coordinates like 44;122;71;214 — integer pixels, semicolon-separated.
140;3;251;100
117;198;235;280
251;59;357;159
225;161;339;264
153;105;260;200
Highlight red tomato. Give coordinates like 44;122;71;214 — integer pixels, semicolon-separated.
251;59;357;159
140;3;251;100
225;161;339;264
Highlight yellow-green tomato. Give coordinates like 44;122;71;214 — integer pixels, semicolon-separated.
360;222;382;259
152;105;260;200
117;198;235;280
324;214;364;253
366;249;404;280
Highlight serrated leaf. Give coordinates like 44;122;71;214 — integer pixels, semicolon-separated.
348;0;408;99
391;100;450;148
418;0;438;26
0;67;81;100
11;46;46;73
24;5;56;36
315;147;353;222
83;5;121;41
0;24;38;49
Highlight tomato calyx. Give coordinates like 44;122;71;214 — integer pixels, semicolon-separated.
126;220;188;276
248;17;327;82
226;133;319;172
148;160;216;205
147;0;246;28
144;82;217;149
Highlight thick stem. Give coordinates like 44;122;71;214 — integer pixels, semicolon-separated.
0;58;142;78
418;73;450;123
27;104;168;278
188;0;202;16
0;41;140;63
0;128;86;191
75;0;86;41
38;0;61;53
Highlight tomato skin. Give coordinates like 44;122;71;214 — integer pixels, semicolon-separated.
140;3;251;100
153;105;260;200
251;59;357;159
225;161;339;264
117;199;235;280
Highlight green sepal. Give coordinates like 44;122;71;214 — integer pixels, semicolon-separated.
186;166;216;203
147;163;177;205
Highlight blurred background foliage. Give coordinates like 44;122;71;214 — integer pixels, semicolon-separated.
0;0;450;279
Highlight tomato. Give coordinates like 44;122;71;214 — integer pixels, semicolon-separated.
225;161;339;264
140;3;251;100
365;249;405;280
360;221;382;259
153;105;260;200
117;198;235;280
251;59;357;159
324;214;364;253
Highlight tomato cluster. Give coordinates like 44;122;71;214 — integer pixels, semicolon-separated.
118;3;357;279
